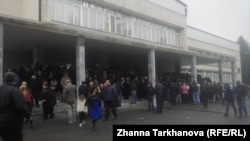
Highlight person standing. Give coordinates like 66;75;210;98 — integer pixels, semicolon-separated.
77;95;87;127
86;87;102;130
19;81;33;120
147;82;155;111
78;81;88;98
168;82;177;106
102;79;117;120
60;72;71;101
29;75;40;107
155;79;164;113
190;81;199;105
0;72;31;141
19;84;33;129
48;84;57;119
176;82;182;105
181;82;189;104
130;80;137;105
40;81;51;121
223;83;237;117
63;80;76;124
234;81;248;118
200;80;210;109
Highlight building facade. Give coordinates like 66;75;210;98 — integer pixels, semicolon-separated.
0;0;241;89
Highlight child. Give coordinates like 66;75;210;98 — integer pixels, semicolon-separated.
77;94;87;127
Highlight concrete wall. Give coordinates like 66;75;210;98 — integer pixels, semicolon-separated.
148;0;186;15
102;0;186;28
187;38;239;59
0;0;39;21
187;27;239;51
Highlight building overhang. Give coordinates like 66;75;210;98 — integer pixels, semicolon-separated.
188;46;236;62
0;16;194;56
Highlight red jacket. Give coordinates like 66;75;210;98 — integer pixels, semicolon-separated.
23;90;32;103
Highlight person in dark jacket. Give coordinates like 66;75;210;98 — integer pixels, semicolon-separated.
155;79;164;113
40;81;52;121
200;80;209;109
147;82;155;111
85;87;102;130
223;83;237;117
29;75;40;107
190;81;199;105
234;81;248;118
78;81;88;98
0;72;31;141
48;84;57;119
169;82;177;106
102;79;117;120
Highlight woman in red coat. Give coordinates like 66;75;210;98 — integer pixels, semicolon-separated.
20;81;33;128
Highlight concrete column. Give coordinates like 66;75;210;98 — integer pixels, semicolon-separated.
76;36;86;96
0;23;3;85
190;55;197;83
231;61;236;88
148;49;156;87
218;59;224;86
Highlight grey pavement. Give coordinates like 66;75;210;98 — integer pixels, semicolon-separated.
23;99;250;141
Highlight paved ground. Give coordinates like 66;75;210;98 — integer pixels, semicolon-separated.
22;99;250;141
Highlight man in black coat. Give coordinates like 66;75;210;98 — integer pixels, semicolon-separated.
155;79;164;113
0;72;31;141
78;81;88;98
102;79;117;120
147;82;155;111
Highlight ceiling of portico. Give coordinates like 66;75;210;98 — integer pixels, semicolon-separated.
3;24;76;51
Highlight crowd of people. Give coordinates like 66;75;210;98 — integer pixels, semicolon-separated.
1;63;250;141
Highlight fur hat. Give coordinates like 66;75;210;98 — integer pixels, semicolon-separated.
4;72;16;84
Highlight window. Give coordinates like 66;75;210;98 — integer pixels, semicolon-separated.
151;25;156;42
74;4;80;25
168;29;173;45
127;18;132;37
116;15;122;35
122;15;127;36
103;11;110;32
96;8;104;31
110;15;116;33
89;8;96;29
55;0;64;22
155;26;160;43
51;0;181;47
146;23;151;41
137;20;143;39
176;32;180;46
64;1;73;24
132;18;138;38
160;27;164;43
82;6;89;27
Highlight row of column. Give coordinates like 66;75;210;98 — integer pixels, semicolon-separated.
192;56;236;88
